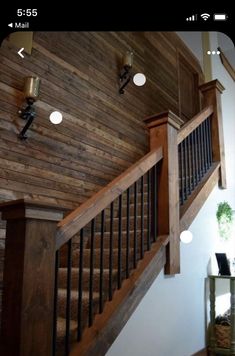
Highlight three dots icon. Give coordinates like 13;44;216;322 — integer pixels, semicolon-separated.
207;50;221;55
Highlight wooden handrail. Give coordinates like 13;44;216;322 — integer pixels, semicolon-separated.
56;147;163;250
177;105;213;144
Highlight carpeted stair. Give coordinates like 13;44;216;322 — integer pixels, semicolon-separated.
55;182;151;353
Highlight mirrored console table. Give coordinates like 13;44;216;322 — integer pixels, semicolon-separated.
209;275;235;355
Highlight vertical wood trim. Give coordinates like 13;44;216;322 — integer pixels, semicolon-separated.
0;200;64;356
209;277;216;351
144;111;184;274
199;79;226;188
230;278;235;352
202;33;212;82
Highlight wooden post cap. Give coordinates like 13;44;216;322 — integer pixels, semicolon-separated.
0;199;65;221
199;79;225;94
144;110;184;130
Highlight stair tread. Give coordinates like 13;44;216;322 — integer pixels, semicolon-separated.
58;289;99;299
57;317;77;332
59;267;117;273
56;317;78;347
94;229;148;236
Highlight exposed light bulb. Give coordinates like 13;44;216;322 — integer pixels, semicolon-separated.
49;111;63;124
133;73;146;86
180;230;193;244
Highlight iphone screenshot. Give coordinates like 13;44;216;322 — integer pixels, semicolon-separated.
0;6;234;356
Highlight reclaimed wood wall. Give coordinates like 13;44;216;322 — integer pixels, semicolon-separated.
0;31;203;246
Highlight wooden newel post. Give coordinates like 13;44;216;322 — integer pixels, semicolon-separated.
144;111;183;275
0;200;64;356
199;79;226;188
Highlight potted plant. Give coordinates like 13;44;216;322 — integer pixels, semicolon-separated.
216;201;234;241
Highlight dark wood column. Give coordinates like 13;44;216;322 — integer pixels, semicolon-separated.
144;111;183;275
199;79;226;188
0;199;64;356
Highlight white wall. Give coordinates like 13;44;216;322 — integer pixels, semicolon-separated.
106;32;235;356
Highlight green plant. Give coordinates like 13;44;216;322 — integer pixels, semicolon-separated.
216;201;234;240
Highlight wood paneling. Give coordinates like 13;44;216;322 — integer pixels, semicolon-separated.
0;31;203;239
178;52;200;122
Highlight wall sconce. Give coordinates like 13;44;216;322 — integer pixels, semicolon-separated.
119;51;133;94
18;76;40;140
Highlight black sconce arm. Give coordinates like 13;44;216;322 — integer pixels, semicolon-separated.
18;99;36;140
119;66;132;94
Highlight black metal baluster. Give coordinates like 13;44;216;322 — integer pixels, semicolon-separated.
52;250;59;356
118;194;122;289
190;132;196;190
134;182;137;268
205;118;210;169
77;229;84;341
208;118;212;167
178;144;182;204
194;129;199;184
147;171;151;250
155;164;158;237
199;124;204;177
141;176;144;258
180;142;184;203
203;120;208;171
184;137;189;198
65;239;72;355
208;119;212;167
99;211;105;313
109;203;114;301
202;120;207;172
194;128;198;183
205;120;210;170
182;140;186;200
152;165;157;241
210;117;213;165
197;126;202;180
186;136;192;196
202;122;206;174
89;220;95;326
126;188;130;278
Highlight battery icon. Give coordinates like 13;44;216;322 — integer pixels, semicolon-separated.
213;14;227;21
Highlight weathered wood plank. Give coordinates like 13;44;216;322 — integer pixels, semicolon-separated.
0;31;204;220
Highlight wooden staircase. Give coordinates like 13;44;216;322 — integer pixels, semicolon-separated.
56;181;151;350
0;80;226;356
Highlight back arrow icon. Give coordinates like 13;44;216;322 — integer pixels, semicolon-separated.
18;48;24;58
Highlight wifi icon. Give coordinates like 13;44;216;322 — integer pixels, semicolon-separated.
201;13;210;21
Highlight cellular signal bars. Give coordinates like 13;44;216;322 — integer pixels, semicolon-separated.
186;14;197;21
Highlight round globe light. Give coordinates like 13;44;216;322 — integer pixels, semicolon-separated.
49;111;63;124
180;230;193;244
133;73;146;86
